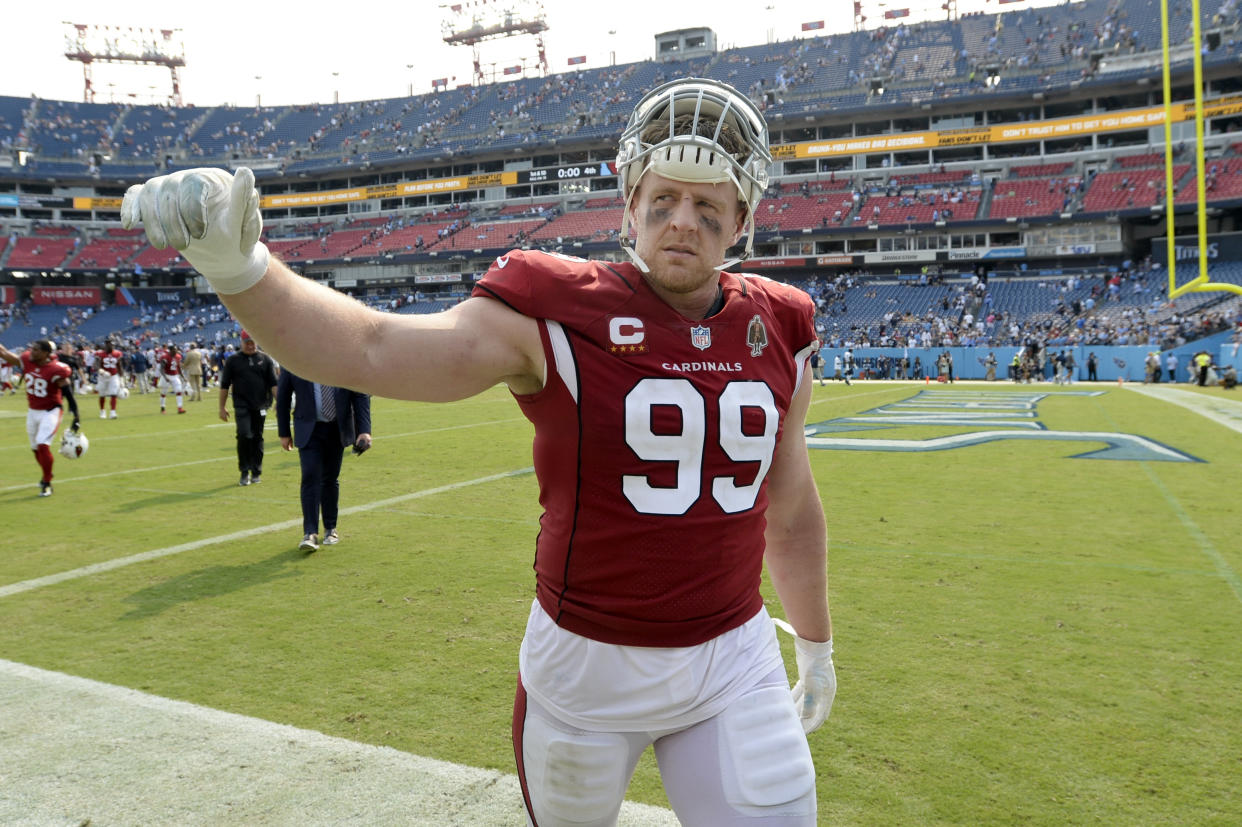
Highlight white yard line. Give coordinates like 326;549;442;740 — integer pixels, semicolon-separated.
0;417;526;493
0;456;233;493
0;468;534;599
0;658;677;825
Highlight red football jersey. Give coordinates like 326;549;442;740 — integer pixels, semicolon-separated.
159;352;182;375
96;349;122;375
20;352;73;412
474;250;816;647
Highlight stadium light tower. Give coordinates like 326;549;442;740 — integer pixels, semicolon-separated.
63;22;186;105
440;0;550;87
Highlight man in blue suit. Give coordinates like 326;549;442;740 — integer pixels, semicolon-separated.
276;369;372;552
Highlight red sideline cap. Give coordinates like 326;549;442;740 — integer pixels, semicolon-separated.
240;330;251;340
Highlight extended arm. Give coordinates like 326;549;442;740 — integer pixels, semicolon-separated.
0;344;19;367
222;261;542;401
120;167;543;402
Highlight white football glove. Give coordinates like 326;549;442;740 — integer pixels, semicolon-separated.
121;167;269;295
790;635;836;734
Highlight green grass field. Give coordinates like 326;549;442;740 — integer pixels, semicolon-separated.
2;379;1240;825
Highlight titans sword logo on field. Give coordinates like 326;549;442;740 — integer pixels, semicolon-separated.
804;389;1202;462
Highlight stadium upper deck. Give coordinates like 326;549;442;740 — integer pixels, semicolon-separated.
1;0;1239;182
2;0;1242;304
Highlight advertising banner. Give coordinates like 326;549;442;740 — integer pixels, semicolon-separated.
32;286;101;306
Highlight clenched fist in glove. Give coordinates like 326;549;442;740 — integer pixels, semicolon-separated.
790;635;836;734
121;167;269;295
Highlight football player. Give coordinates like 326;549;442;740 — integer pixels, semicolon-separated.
96;338;124;418
158;342;186;414
0;339;82;497
122;77;834;825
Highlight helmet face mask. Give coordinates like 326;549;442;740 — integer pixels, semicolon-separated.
616;77;771;272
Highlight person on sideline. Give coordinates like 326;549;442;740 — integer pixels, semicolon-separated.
122;77;835;825
276;368;372;552
218;332;279;486
182;342;206;402
158;342;187;413
0;339;81;497
95;338;124;419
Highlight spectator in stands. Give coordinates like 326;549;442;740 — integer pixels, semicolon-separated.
122;77;834;826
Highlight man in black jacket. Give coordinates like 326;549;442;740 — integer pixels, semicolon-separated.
219;331;278;486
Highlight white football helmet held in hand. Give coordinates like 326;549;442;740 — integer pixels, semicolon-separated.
59;427;89;460
120;167;269;295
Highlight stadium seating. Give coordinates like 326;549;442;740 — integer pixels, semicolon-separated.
1081;166;1191;211
1175;158;1242;203
855;190;981;225
528;208;623;243
5;236;78;269
988;177;1080;219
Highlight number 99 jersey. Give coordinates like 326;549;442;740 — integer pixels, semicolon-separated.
474;250;818;648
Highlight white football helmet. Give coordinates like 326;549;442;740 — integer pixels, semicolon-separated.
119;385;130;399
59;427;89;460
616;77;772;272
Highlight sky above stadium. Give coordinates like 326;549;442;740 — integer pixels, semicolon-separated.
3;0;1071;108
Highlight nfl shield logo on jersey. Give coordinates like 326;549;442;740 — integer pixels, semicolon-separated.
690;325;712;351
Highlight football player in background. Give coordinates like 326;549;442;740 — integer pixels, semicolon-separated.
123;77;835;825
0;339;81;497
0;358;15;394
158;342;186;414
96;338;124;419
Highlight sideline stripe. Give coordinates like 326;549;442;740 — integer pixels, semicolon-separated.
1124;384;1242;436
0;658;677;825
0;468;533;599
1095;392;1242;605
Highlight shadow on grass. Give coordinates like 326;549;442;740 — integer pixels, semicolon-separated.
116;481;257;511
119;547;305;620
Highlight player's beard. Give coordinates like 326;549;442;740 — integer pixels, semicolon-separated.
635;222;727;308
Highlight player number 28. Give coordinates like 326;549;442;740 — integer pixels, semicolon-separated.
623;378;777;515
24;375;50;398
